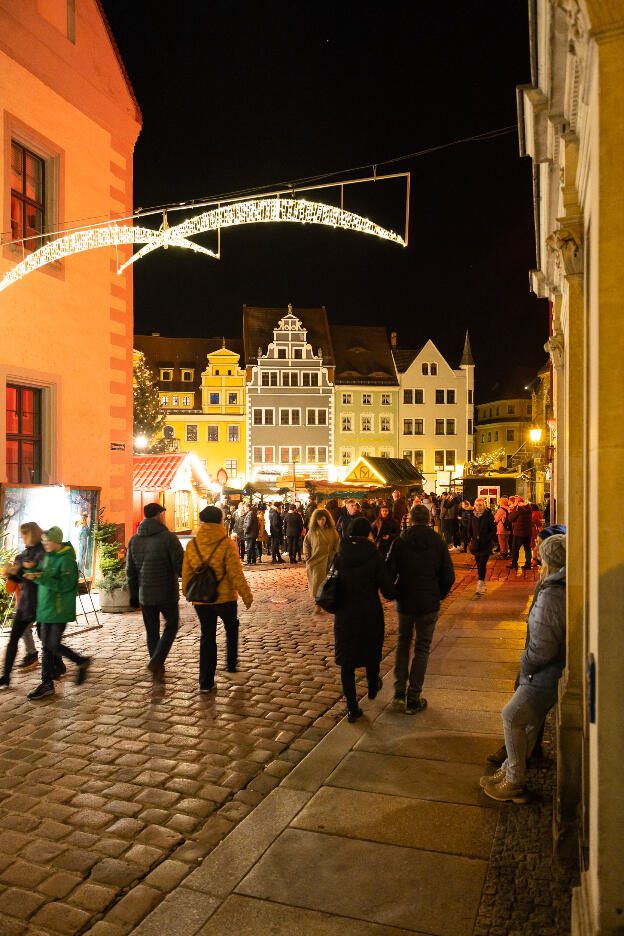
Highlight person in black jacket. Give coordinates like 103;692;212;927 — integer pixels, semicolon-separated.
126;503;184;678
386;504;455;713
268;503;284;563
243;505;259;565
284;505;303;563
333;517;395;721
469;498;497;595
0;521;46;687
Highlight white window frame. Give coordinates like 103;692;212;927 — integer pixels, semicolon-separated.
342;392;352;405
414;389;424;404
341;413;353;433
207;425;219;442
361;414;373;433
301;372;320;387
209;391;220;405
182;396;191;407
403;419;413;435
379;449;392;459
171;395;180;407
186;424;198;442
414;419;424;435
434;449;444;470
228;424;239;443
435;419;445;435
381;393;391;406
361;392;372;405
253;408;275;426
414;449;424;469
253;446;275;464
341;448;355;466
446;419;456;435
224;458;237;473
227;391;238;405
380;415;392;432
160;396;169;406
306;445;328;464
307;408;328;426
446;389;456;404
279;408;302;426
278;446;301;464
261;371;279;387
445;449;456;467
282;371;299;387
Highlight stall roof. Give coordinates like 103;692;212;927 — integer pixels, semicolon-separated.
133;454;187;491
342;456;423;486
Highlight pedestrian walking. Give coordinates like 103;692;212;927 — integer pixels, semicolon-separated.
243;504;259;565
494;497;511;558
391;489;408;529
481;534;566;803
469;498;497;595
269;503;285;563
126;503;184;679
232;503;247;561
181;506;253;691
371;503;400;559
332;517;395;722
459;500;473;552
508;496;533;570
284;504;303;563
23;526;91;699
0;521;44;687
336;499;361;539
256;505;268;561
302;508;339;615
386;504;455;713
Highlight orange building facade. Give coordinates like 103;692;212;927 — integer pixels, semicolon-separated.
0;0;141;542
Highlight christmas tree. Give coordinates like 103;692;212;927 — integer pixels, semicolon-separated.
133;352;167;452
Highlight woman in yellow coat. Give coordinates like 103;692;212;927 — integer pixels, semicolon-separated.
182;505;253;691
303;508;339;615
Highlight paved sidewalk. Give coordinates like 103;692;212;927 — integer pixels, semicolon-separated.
125;563;540;936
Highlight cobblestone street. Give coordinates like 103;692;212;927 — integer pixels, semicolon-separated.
0;555;560;936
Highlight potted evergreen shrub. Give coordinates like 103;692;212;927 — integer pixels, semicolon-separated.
93;512;131;612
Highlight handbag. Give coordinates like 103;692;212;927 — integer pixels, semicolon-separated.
315;557;340;613
184;539;225;604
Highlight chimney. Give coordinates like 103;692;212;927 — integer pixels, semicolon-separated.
390;330;397;349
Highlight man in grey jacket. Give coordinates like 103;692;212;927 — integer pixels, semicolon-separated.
126;503;184;677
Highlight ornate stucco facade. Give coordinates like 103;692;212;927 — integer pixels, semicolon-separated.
518;1;624;931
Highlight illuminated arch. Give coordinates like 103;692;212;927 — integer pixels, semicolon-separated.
0;197;405;293
117;198;406;275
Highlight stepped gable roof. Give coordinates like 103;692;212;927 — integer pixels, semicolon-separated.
330;325;398;386
392;348;421;373
243;306;334;366
365;456;424;484
460;330;475;366
134;335;244;396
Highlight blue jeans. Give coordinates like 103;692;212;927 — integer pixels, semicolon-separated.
40;622;86;684
394;611;438;704
501;683;558;783
194;601;239;689
141;602;179;669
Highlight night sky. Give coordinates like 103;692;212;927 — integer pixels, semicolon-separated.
101;1;549;398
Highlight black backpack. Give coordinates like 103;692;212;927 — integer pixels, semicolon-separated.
184;539;226;604
500;507;512;532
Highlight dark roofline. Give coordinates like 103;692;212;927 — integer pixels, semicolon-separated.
95;0;142;124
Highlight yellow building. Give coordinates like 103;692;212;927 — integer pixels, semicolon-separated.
133;335;246;490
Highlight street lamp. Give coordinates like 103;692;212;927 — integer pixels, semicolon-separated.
529;428;542;443
134;435;149;451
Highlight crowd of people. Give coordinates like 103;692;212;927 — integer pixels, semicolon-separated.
0;486;562;804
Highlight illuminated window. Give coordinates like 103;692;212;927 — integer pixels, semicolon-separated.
403;450;412;462
341;449;354;465
186;424;198;442
228;392;238;405
160;396;169;406
414;450;424;469
253;447;275;463
434;450;444;469
10;142;44;252
182;396;191;407
317;446;327;462
445;450;455;467
6;384;41;483
225;458;237;472
171;396;179;406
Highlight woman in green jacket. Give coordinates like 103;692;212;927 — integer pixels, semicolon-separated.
24;526;91;700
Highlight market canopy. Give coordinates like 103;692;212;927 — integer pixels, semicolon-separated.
341;456;423;486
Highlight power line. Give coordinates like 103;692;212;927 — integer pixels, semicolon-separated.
1;125;517;247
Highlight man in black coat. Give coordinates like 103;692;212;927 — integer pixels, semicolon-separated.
284;505;303;563
243;506;259;565
268;503;284;563
386;504;455;713
126;503;184;677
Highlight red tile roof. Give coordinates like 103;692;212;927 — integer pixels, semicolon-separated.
133;454;187;491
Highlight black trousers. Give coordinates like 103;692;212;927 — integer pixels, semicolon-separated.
287;536;299;562
340;663;380;712
40;622;85;684
271;536;283;561
511;536;532;569
3;611;34;677
141;602;179;668
194;601;239;689
474;550;491;580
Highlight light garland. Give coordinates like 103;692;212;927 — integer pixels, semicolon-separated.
117;198;405;274
0;198;405;293
0;225;218;293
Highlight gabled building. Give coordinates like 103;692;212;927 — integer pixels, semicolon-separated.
394;332;475;491
474;380;534;468
1;0;141;541
243;305;334;483
331;325;399;468
133;335;246;488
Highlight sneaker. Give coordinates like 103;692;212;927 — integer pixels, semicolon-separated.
0;675;10;689
17;652;39;670
480;767;506;788
481;776;530;804
347;706;363;723
405;697;427;715
391;696;405;711
53;660;67;678
76;657;92;686
28;682;55;700
476;580;486;595
368;676;383;700
486;744;507;765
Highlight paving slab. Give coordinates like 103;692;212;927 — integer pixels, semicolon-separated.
326;750;496;807
236;827;486;936
202;894;425;936
355;725;499;764
374;705;503;736
418;687;512;712
292;786;498;858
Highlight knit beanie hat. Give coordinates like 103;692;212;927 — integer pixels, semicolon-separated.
199;506;223;524
43;526;64;543
350;517;372;538
539;533;566;569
